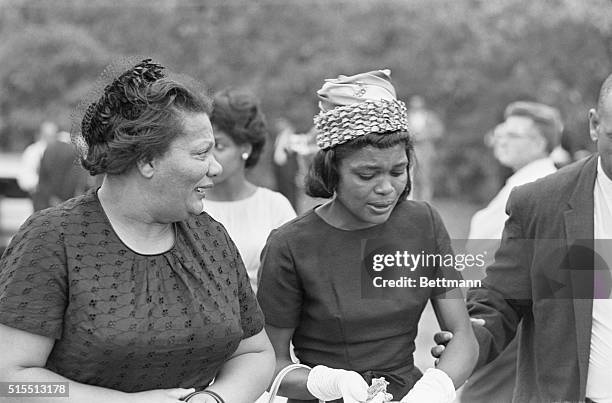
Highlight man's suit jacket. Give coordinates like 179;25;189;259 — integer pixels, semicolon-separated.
467;155;600;402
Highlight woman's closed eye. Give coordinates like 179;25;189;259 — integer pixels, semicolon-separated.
358;170;404;180
357;173;375;180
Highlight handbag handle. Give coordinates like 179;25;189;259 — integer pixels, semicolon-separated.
267;363;324;403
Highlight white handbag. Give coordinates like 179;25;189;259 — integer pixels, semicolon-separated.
266;363;324;403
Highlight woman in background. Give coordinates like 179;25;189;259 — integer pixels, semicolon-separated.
204;88;296;293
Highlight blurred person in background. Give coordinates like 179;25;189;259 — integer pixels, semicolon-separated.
273;118;301;209
35;130;90;211
406;95;444;202
272;120;319;213
258;69;477;403
549;129;574;168
0;59;274;403
17;120;59;211
204;88;296;294
462;101;562;403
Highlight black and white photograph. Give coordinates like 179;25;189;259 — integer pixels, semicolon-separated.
0;1;611;402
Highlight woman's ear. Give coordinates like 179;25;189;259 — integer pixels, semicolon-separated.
136;158;155;178
241;143;253;157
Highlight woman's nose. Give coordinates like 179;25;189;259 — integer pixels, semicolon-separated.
208;156;223;177
374;178;394;194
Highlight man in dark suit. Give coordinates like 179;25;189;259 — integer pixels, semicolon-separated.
36;131;89;210
433;74;612;402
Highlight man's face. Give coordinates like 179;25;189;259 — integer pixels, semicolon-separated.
589;96;612;181
492;115;548;171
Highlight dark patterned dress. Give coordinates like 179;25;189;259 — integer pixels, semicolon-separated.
0;189;264;392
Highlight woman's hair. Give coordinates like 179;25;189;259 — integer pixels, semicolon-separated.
80;60;212;175
305;130;414;200
210;88;267;168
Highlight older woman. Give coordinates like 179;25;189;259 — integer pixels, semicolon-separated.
257;70;477;403
203;88;295;294
0;59;275;403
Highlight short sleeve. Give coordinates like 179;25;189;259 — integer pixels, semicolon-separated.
0;213;67;339
256;229;303;328
222;229;264;339
428;204;464;299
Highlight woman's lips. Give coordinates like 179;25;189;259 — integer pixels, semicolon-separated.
369;201;394;208
195;185;212;195
368;201;394;213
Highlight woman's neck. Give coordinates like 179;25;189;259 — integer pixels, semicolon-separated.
206;173;257;201
315;198;379;231
98;178;175;253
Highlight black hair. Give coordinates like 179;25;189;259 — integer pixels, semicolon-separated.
81;59;211;175
210;88;267;168
305;130;413;200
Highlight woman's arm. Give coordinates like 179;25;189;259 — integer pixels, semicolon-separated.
265;324;315;400
400;299;477;403
430;298;478;387
203;329;276;403
0;323;196;403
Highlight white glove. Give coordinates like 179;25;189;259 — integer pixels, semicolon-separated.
400;368;456;403
306;365;368;403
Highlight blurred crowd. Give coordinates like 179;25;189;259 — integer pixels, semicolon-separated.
16;120;99;212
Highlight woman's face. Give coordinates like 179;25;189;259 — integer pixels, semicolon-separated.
211;128;249;185
333;143;408;228
151;112;222;220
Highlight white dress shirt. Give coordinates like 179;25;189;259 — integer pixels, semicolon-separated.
468;157;557;240
16;140;47;193
586;158;612;403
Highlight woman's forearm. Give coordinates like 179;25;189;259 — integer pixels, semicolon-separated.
268;358;316;401
4;366;131;403
207;349;276;403
435;327;478;387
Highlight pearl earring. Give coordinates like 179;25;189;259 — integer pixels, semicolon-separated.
241;152;249;160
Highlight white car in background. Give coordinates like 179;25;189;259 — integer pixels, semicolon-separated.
0;152;33;255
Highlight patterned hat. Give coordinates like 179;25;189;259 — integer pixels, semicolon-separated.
313;69;410;150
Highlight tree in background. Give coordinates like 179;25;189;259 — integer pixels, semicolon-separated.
0;0;610;202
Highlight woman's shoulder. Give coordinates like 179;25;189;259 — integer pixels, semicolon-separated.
2;190;100;261
387;199;447;233
184;211;225;233
266;208;321;239
254;187;294;207
16;190;100;238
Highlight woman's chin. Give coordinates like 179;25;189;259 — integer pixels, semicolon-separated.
188;201;205;216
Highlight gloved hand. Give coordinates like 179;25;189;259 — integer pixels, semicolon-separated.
400;368;455;403
306;365;368;403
